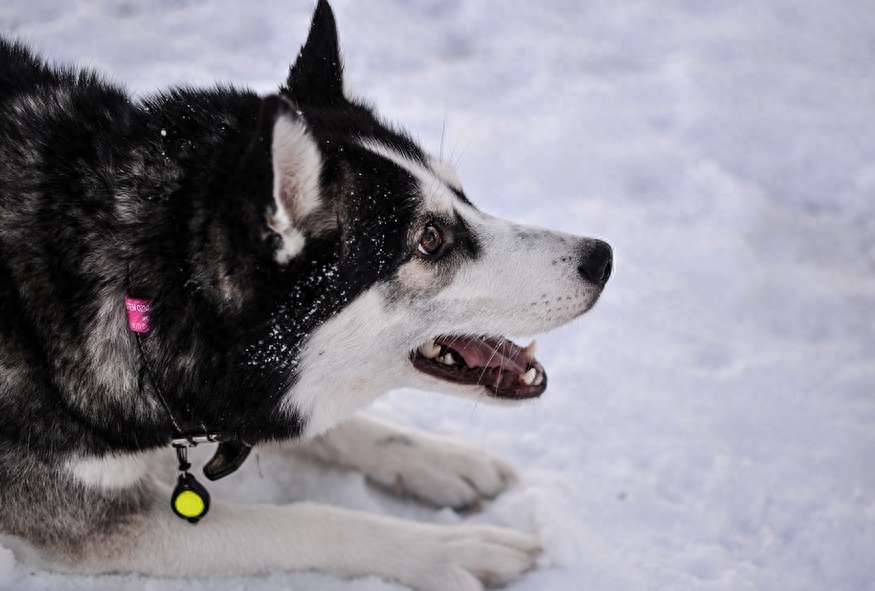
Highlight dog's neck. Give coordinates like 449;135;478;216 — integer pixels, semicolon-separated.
124;291;253;485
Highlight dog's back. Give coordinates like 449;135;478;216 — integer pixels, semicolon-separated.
0;38;63;101
0;38;155;558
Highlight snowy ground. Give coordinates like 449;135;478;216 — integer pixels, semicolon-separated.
2;1;874;590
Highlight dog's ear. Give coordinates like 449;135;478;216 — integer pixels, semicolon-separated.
284;0;345;105
263;96;324;263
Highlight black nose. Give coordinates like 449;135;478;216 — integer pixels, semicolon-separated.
578;239;613;285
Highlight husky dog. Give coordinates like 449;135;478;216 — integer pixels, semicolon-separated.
0;1;612;590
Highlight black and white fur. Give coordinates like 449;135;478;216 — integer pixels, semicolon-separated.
0;2;612;590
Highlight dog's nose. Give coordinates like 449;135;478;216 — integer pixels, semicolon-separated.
578;239;613;285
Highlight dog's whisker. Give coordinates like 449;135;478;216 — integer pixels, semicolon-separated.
439;96;449;162
478;341;504;385
453;139;470;169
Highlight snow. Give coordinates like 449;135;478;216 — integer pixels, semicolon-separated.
2;0;874;590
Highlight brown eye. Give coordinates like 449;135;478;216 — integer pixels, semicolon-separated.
417;224;443;256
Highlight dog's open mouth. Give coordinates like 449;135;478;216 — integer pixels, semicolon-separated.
410;336;546;399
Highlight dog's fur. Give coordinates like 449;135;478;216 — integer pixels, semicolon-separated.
0;2;612;590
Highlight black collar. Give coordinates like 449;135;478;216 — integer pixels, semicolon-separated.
125;293;252;481
174;434;252;482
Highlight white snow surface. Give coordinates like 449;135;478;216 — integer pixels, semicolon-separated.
2;1;874;590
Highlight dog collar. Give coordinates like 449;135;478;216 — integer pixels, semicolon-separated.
125;295;252;523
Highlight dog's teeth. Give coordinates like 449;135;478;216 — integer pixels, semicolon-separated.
419;342;441;359
520;368;537;386
533;373;544;386
524;339;538;360
441;353;456;366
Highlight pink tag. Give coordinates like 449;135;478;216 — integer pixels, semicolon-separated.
125;296;152;333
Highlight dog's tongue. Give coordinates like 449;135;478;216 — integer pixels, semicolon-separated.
436;336;531;373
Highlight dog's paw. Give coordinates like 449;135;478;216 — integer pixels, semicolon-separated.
367;432;519;510
293;416;520;510
401;524;542;591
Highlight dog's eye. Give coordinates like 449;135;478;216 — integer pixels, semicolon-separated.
417;225;443;256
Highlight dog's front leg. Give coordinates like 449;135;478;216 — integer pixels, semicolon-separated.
73;487;540;591
289;415;519;510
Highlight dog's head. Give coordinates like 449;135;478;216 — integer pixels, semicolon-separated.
255;1;612;434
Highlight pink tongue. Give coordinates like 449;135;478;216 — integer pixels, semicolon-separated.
436;337;529;373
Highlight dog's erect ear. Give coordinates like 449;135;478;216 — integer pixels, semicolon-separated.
285;0;345;105
263;96;323;263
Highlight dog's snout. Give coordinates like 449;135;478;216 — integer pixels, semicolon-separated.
578;239;613;285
